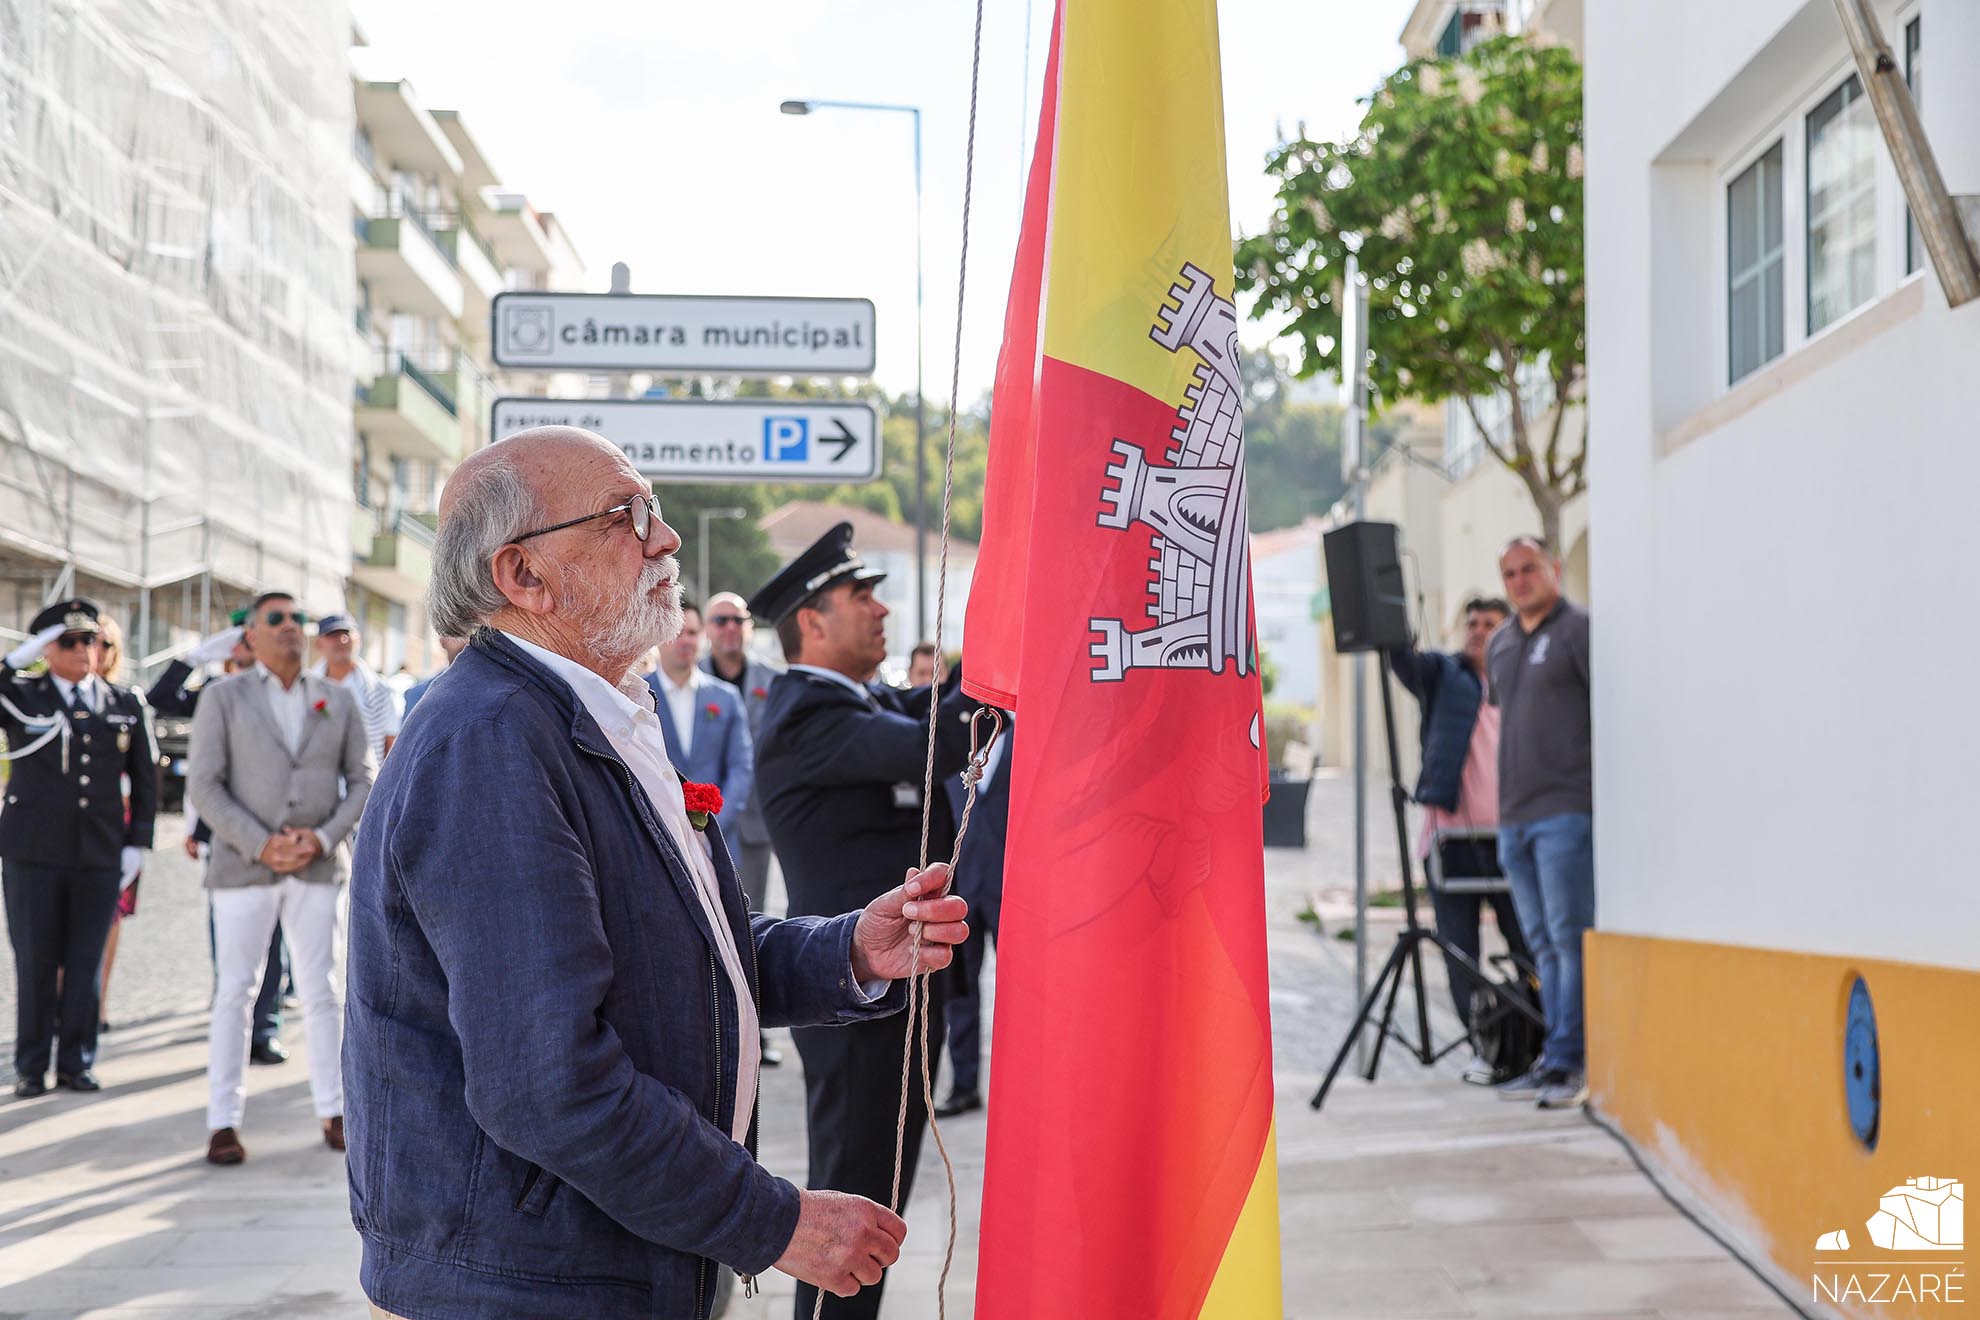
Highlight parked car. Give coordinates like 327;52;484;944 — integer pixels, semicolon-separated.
154;714;193;813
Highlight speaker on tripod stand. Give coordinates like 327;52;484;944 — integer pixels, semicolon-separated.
1310;522;1545;1111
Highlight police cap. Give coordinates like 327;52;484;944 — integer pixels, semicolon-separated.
29;598;101;637
749;521;887;625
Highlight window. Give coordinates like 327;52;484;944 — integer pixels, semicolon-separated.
1904;17;1922;275
1805;74;1877;334
1727;143;1785;382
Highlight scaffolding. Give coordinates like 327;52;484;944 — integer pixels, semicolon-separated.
0;0;354;678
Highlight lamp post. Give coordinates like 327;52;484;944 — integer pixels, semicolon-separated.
779;97;926;642
696;506;750;602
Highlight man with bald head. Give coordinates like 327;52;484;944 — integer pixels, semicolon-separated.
343;427;973;1320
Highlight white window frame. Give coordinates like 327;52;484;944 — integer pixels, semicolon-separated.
1712;4;1919;393
1724;139;1786;385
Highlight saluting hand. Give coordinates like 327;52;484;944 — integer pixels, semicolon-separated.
4;623;67;670
850;863;970;982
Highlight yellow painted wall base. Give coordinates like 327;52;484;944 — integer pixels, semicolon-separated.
1587;932;1980;1319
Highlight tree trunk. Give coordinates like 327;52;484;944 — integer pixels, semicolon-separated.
1520;469;1564;555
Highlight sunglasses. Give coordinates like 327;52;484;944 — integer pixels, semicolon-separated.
54;634;101;651
261;609;310;627
513;493;665;547
707;615;748;627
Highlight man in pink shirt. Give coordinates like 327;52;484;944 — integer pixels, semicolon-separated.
1388;596;1532;1084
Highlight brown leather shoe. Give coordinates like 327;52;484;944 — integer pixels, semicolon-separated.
206;1127;245;1166
323;1115;345;1151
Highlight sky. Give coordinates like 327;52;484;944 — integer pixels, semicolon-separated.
352;0;1420;404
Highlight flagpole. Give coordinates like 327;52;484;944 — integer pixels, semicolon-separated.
1340;253;1372;1073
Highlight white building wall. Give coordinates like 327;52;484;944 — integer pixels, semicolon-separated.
1587;0;1980;971
1253;541;1320;708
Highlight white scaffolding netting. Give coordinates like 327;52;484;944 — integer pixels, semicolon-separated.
0;0;353;626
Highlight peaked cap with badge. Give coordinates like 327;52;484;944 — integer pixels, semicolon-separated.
748;521;888;626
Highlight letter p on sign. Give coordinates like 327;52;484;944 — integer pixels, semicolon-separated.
764;417;809;463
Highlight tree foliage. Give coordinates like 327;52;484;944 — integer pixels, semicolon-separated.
1235;34;1587;545
1239;347;1347;531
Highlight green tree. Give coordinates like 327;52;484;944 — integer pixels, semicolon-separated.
645;483;780;600
1236;34;1587;548
1239;347;1347;531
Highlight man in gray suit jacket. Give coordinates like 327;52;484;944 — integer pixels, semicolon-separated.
189;591;374;1166
700;591;783;911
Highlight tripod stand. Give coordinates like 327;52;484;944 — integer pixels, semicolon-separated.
1309;652;1546;1113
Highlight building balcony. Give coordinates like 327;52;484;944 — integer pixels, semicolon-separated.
356;207;464;323
438;219;502;316
351;509;437;603
356;352;461;463
353;80;463;181
479;190;555;274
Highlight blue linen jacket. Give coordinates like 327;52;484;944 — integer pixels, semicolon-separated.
344;630;903;1320
644;669;754;835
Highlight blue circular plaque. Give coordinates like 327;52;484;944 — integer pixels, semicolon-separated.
1843;976;1881;1150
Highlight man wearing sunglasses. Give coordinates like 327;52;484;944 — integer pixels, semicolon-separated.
188;592;374;1165
0;598;159;1097
345;426;971;1320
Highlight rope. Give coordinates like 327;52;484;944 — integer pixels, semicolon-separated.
899;0;990;1310
812;1;989;1315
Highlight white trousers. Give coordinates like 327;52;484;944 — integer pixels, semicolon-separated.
208;880;345;1131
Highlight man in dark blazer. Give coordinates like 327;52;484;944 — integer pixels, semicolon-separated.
751;522;978;1320
344;428;971;1320
699;591;784;913
934;724;1011;1118
0;598;158;1096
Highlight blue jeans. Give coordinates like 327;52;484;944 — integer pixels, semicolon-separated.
1498;813;1594;1073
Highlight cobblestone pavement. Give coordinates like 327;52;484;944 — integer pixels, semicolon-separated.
0;784;1792;1318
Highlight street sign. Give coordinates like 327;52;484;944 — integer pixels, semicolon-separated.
491;291;877;375
491;397;882;484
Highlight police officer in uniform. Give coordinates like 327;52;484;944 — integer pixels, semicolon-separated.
750;524;978;1320
1;599;158;1096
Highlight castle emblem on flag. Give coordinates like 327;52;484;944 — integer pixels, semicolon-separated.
1090;263;1255;683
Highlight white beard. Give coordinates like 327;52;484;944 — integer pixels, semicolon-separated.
563;555;682;671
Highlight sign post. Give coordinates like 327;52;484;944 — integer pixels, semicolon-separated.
490;397;881;485
492;292;877;376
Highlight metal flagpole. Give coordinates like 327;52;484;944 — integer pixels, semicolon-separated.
1340;253;1372;1072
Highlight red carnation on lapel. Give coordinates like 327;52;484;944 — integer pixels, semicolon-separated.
751;686;768;699
312;699;328;716
682;781;723;831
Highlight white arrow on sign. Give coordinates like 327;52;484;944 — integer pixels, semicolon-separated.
492;291;876;375
491;397;881;485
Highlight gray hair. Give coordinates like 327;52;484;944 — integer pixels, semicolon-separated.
429;454;543;637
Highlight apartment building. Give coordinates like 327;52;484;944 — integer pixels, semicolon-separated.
0;0;352;665
348;35;587;674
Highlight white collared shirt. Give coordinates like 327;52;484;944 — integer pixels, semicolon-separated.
250;666;334;855
50;672;101;714
654;666;704;757
252;665;311;754
501;632;761;1144
788;663;877;705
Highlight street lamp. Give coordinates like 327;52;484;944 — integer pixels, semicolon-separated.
779;96;927;643
696;506;750;603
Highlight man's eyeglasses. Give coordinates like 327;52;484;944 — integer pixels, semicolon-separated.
261;609;310;627
54;634;101;651
707;615;748;627
514;494;665;547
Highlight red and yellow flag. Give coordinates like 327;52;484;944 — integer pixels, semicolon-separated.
964;1;1281;1315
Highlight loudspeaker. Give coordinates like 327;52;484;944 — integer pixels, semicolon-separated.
1323;520;1411;652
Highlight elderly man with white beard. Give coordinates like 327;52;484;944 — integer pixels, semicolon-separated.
342;427;971;1320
